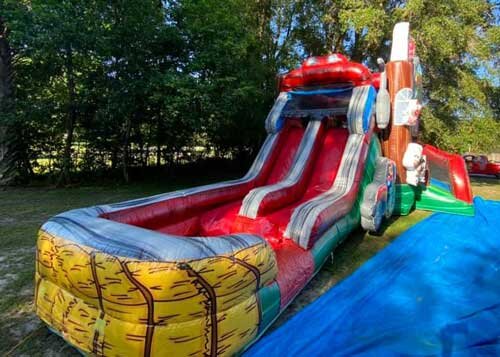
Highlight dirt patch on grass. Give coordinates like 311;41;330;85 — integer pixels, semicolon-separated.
0;217;16;225
4;301;41;340
0;247;35;293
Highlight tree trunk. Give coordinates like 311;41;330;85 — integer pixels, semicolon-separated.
121;115;132;183
0;16;19;185
111;148;118;170
0;18;13;102
57;44;77;186
156;110;162;167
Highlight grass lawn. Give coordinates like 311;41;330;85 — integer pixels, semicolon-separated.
0;176;498;356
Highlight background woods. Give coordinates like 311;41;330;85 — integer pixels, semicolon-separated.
0;0;498;185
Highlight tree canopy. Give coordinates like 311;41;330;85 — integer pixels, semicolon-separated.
0;0;498;185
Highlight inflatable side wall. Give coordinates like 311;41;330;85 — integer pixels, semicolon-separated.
35;136;384;357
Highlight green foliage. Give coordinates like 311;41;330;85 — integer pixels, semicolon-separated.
288;0;499;152
0;0;498;184
0;9;28;185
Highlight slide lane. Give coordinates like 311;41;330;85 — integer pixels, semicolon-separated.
233;126;349;245
285;85;375;249
197;119;319;236
233;86;376;307
239;120;324;219
233;125;349;307
102;118;306;234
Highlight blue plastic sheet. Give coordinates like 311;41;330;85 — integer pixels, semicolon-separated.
246;197;500;356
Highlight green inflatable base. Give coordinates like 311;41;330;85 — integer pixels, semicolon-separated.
394;184;416;216
416;184;475;216
394;183;474;217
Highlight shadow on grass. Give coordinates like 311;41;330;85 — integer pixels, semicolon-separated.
470;176;500;187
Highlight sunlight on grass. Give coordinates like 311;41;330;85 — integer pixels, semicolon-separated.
470;177;500;200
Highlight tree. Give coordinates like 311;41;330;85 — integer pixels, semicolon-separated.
0;13;24;185
280;0;499;152
93;0;184;181
172;0;276;158
1;0;498;186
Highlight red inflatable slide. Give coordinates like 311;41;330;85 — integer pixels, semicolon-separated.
102;85;369;308
35;22;474;357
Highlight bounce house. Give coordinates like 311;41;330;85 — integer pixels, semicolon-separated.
35;23;473;356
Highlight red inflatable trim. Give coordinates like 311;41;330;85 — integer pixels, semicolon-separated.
371;72;381;90
232;127;348;246
198;123;306;236
423;144;473;204
274;240;315;308
280;55;372;92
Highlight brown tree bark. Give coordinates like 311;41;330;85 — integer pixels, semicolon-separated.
57;44;77;186
121;115;132;183
0;16;18;185
0;18;13;101
156;109;162;167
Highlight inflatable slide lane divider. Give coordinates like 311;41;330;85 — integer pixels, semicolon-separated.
239;119;324;219
242;126;384;355
309;134;382;271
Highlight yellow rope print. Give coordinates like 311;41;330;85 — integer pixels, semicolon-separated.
35;231;277;356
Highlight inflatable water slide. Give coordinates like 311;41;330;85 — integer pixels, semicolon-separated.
35;23;473;356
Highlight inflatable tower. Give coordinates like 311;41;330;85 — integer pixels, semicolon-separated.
379;22;473;215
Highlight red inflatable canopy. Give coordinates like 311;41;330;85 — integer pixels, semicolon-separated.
279;54;373;91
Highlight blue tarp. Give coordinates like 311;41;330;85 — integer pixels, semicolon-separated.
246;197;500;356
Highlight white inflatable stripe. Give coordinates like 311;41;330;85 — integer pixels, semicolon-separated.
284;86;374;248
265;92;289;134
239;120;322;219
284;134;365;248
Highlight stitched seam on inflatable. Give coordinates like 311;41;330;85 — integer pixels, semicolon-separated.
182;263;218;357
90;252;105;355
119;260;155;357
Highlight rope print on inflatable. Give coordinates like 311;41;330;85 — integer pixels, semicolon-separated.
36;231;277;356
